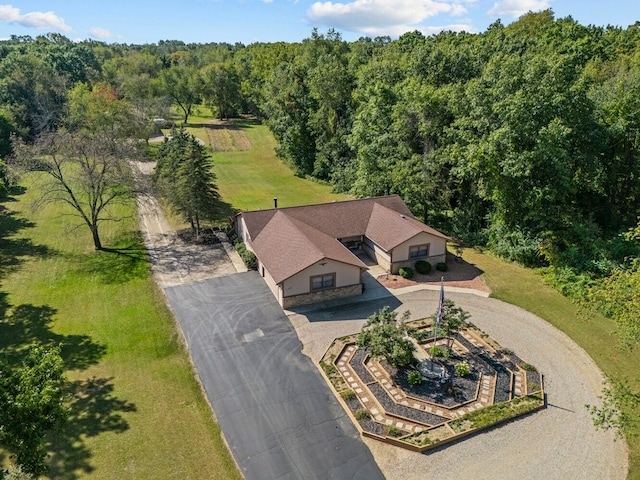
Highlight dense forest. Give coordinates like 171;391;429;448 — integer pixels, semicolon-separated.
0;10;638;347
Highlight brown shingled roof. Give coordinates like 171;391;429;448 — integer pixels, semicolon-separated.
240;195;448;284
366;203;450;251
251;210;367;284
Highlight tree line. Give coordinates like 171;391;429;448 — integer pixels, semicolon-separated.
1;9;640;472
0;11;638;343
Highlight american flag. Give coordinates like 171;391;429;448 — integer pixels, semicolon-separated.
436;277;444;325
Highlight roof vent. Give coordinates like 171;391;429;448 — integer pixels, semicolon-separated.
274;198;278;209
401;215;406;219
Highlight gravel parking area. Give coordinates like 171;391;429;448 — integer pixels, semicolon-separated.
288;290;628;480
133;160;243;287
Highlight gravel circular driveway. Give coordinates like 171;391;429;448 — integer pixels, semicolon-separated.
288;289;628;480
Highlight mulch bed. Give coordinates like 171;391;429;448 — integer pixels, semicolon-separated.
349;349;375;384
368;383;449;426
377;255;491;293
381;358;480;408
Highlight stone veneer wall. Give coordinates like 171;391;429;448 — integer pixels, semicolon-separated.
391;254;447;274
282;283;363;309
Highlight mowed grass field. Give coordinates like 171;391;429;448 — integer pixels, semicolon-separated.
461;247;640;479
162;112;348;229
207;118;349;211
0;175;242;479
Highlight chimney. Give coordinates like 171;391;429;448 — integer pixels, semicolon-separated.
274;198;278;209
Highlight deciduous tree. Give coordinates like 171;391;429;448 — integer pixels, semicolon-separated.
0;346;69;478
156;65;202;124
11;130;139;250
357;306;414;367
435;299;471;350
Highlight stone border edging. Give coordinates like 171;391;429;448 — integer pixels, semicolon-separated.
319;325;545;454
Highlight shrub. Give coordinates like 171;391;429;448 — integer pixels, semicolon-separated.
415;260;431;274
341;390;356;400
436;262;448;272
319;360;337;376
354;409;370;420
387;426;403;437
520;363;537;372
455;361;470;377
399;267;414;279
429;346;443;357
234;240;257;269
411;328;430;342
407;370;423;385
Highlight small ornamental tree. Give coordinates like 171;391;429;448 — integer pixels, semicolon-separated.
434;299;471;350
357;306;415;367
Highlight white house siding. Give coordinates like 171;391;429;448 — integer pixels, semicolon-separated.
363;237;391;271
236;217;252;245
258;260;280;299
282;259;362;298
392;232;446;262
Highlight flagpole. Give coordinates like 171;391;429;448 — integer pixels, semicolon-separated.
431;277;445;369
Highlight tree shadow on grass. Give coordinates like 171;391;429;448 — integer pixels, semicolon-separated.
47;377;137;479
1;200;136;478
0;303;106;371
0;298;137;478
74;231;150;284
213;198;235;224
0;205;54;276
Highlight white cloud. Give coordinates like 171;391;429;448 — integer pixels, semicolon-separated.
307;0;471;35
0;4;71;32
89;26;121;39
488;0;550;18
355;21;474;37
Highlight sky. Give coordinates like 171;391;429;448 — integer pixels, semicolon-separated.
0;0;639;45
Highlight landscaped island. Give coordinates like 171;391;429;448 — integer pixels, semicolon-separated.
320;317;544;452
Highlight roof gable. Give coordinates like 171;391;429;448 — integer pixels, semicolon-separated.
365;203;450;251
252;210;366;284
239;195;448;284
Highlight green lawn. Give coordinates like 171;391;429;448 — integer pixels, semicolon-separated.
9;114;633;478
461;247;640;479
0;176;242;479
209;119;349;211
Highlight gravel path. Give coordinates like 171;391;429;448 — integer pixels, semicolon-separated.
288;290;628;480
132;160;242;287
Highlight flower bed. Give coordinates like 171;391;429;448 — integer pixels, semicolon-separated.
319;319;545;453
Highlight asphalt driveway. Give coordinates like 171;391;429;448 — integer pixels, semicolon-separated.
165;272;384;480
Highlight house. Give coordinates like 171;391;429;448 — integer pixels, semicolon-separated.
235;195;449;309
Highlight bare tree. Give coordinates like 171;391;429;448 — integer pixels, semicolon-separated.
11;130;139;250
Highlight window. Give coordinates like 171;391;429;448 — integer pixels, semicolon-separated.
310;273;336;291
409;244;429;259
